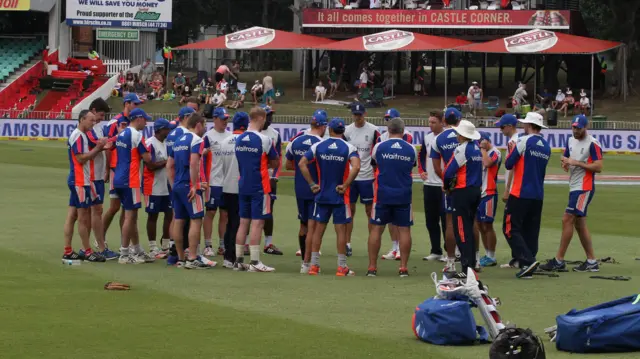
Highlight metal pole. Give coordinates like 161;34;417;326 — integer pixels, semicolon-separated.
623;45;627;102
391;53;395;98
590;53;595;116
444;51;448;108
302;50;306;101
534;55;537;108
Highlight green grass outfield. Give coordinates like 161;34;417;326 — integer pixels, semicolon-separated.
1;140;639;359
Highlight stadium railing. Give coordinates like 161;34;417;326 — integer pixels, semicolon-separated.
2;111;638;130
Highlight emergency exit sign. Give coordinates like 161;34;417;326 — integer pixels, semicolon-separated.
96;28;140;41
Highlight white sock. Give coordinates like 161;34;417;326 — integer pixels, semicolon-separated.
235;244;244;260
205;239;212;247
120;247;129;256
249;245;261;262
486;250;495;259
161;238;170;250
169;239;175;248
265;235;273;247
391;240;399;252
346;243;352;249
149;240;157;250
134;244;143;254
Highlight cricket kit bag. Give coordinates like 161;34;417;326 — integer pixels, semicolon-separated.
412;297;489;345
555;295;640;353
489;327;546;359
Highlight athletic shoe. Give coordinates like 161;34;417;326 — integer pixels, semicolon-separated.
198;255;217;268
346;245;353;257
185;258;211;270
516;262;540;279
445;271;468;280
381;250;397;260
100;248;120;261
249;261;275;272
300;263;310;274
479;256;497;267
443;260;456;273
135;252;156;263
203;246;215;257
308;265;321;275
176;260;186;268
263;244;283;255
217;247;225;256
395;252;401;260
539;258;567;272
572;260;600;272
149;247;163;258
233;260;248;271
118;255;144;264
423;253;443;261
336;266;355;277
222;260;234;269
295;250;302;256
82;251;106;263
474;262;482;273
438;255;449;263
500;258;519;269
366;268;377;277
154;250;169;260
399;267;409;277
62;251;83;264
166;255;179;266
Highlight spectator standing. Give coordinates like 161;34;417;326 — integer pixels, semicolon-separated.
140;58;155;87
263;73;275;105
512;82;528;113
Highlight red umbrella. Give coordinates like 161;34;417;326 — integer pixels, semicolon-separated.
313;29;471;52
175;26;335;50
453;29;622;54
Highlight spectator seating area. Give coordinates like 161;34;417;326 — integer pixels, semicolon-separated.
0;60;43;119
0;38;45;83
33;77;107;119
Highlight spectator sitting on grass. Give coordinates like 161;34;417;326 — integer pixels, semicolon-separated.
227;89;246;109
173;72;186;96
558;90;575;117
578;90;591;115
552;89;565;109
315;81;327;102
381;74;393;96
209;88;226;107
179;86;193;105
125;71;135;92
251;80;263;104
456;91;467;105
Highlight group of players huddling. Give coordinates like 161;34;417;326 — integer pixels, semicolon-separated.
64;94;603;278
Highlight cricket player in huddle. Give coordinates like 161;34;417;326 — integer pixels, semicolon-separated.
476;132;502;268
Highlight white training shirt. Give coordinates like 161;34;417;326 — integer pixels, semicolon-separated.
144;137;169;196
221;133;240;194
423;132;443;187
504;132;519;191
344;121;380;181
204;128;232;187
90;123;106;182
261;127;281;178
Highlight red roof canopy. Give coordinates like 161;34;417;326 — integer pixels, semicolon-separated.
312;30;472;51
176;27;336;50
453;29;622;54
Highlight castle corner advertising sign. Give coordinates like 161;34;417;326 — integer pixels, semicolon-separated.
65;0;172;29
0;0;30;11
302;9;570;30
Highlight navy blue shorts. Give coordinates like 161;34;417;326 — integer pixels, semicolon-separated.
91;180;105;205
296;198;315;222
114;187;141;210
313;202;352;224
349;180;374;204
145;195;172;214
205;186;225;210
172;186;204;220
239;193;272;220
476;194;498;223
370;203;413;227
566;190;594;217
69;185;92;209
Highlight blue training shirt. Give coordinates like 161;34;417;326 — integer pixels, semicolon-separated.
170;130;204;189
443;141;483;190
304;138;359;205
285;134;323;200
505;134;551;200
371;138;417;205
429;128;459;167
235;130;279;195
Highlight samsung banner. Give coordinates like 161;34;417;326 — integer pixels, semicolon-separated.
66;0;172;29
2;119;640;152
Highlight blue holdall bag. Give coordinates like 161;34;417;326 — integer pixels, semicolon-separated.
412;297;489;345
556;295;640;353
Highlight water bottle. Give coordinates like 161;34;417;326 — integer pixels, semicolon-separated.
62;259;81;266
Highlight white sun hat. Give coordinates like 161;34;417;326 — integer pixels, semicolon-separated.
580;91;587;97
566;90;573;95
453;120;481;140
519;112;548;129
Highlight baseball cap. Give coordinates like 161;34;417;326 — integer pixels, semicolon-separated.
329;118;345;132
123;93;142;104
213;107;229;119
572;115;588;129
232;112;249;131
351;102;365;115
495;114;518;127
311;109;328;126
444;107;462;121
479;131;492;142
384;108;400;120
153;118;170;131
129;108;152;121
178;107;196;119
